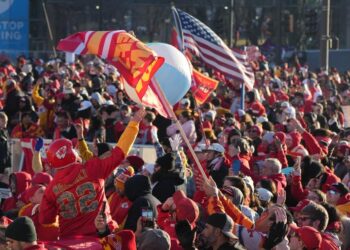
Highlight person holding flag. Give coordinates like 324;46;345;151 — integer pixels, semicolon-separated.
39;107;146;238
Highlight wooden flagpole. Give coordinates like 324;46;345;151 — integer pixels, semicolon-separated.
152;79;209;181
42;0;57;58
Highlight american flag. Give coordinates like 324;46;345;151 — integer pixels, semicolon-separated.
172;8;254;90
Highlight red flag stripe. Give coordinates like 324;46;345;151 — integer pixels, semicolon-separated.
174;8;254;90
97;32;110;57
183;32;254;87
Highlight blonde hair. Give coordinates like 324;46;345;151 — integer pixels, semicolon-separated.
265;158;282;174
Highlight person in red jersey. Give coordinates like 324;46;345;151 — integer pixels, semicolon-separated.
39;107;146;238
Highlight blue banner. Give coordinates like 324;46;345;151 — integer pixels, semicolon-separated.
0;0;29;59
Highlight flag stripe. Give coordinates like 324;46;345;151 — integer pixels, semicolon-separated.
183;32;252;76
97;32;110;57
173;8;254;90
101;31;117;59
184;35;252;79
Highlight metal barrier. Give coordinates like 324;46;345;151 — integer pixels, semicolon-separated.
9;138;157;174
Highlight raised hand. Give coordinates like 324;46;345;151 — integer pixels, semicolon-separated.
73;121;84;140
276;189;286;206
201;176;218;197
130;106;146;123
292;156;302;176
169;134;182;151
34;138;44;152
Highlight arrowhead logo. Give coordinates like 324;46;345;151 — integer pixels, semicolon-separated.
56;146;67;160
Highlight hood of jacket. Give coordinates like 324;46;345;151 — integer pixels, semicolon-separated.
151;170;184;186
124;175;151;202
10;171;32;196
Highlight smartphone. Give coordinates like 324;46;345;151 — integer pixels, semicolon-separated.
141;207;154;228
232;160;241;175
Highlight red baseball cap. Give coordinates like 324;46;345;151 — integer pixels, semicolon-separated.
173;190;199;229
126;155;145;171
290;225;322;250
289;199;311;212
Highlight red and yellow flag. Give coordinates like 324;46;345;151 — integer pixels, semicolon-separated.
57;31;164;100
192;69;219;104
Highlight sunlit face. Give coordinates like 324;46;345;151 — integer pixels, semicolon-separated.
56;116;68;129
6;238;22;250
306;177;320;190
206;151;216;161
0;117;7;129
200;224;218;247
285;137;293;149
195;152;207;161
297;213;314;227
326;190;341;205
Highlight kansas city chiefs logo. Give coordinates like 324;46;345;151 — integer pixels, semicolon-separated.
56;146;67;159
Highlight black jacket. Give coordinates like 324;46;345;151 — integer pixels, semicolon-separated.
0;129;10;173
151;170;185;203
124;175;161;232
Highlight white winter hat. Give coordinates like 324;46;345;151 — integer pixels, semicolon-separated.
257;188;273;202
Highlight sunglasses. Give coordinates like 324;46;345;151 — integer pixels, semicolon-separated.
327;190;339;195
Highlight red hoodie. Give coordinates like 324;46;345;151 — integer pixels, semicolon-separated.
1;172;32;212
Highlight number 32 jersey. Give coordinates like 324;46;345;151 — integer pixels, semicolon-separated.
39;147;125;238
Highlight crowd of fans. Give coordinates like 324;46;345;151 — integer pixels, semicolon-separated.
0;53;350;250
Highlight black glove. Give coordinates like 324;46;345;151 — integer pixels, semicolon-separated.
262;221;288;250
175;220;197;250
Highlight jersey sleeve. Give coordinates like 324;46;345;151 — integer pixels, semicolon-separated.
77;139;94;162
39;189;58;225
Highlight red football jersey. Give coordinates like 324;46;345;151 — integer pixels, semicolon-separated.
39;147;124;238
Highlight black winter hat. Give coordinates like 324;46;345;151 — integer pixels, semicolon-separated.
330;182;349;196
156;153;176;171
5;216;37;242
